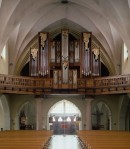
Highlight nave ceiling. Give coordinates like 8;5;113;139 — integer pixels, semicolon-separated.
0;0;130;75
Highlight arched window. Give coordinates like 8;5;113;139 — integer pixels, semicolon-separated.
0;0;2;8
124;43;128;62
1;45;6;60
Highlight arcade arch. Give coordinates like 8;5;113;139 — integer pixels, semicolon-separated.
0;95;10;130
92;101;111;130
18;101;36;130
120;95;130;131
48;99;82;134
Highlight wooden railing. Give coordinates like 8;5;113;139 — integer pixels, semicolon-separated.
0;74;130;95
0;75;53;94
86;75;130;95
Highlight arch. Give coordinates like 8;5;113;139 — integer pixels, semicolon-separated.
48;99;81;116
17;101;36;130
119;95;130;130
48;99;82;134
92;101;111;130
0;95;10;130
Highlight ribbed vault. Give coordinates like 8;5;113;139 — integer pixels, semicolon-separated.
0;0;129;75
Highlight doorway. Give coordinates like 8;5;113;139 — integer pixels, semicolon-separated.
48;100;81;134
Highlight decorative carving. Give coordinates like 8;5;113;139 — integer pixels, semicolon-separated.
31;48;38;60
92;48;100;60
40;33;47;48
62;30;68;38
63;60;69;70
83;33;90;50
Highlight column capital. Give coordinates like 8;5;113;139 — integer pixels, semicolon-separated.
35;95;44;99
85;97;94;103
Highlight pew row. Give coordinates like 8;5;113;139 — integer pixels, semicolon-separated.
77;130;130;149
0;130;52;149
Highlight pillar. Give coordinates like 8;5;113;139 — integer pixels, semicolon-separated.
36;97;43;130
85;98;93;130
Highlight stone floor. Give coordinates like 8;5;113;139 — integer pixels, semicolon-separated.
48;135;84;149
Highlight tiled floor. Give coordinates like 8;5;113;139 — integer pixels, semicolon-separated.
48;135;83;149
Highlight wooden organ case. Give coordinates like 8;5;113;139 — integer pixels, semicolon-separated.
29;30;100;90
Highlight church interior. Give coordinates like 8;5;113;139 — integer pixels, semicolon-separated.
0;0;130;148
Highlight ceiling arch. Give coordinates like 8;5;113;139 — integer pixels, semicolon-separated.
0;0;129;75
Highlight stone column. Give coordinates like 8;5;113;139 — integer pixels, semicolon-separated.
85;98;93;130
36;97;43;130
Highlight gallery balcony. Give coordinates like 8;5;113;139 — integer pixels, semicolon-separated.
0;74;129;95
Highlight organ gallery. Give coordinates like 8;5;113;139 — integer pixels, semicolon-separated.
30;30;100;90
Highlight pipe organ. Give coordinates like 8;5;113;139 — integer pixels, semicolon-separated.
30;48;39;76
82;32;91;77
38;32;49;77
81;32;100;77
30;30;100;89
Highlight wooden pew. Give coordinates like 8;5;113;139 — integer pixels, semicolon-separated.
77;130;130;149
0;130;52;149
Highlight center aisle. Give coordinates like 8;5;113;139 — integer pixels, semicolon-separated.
48;135;83;149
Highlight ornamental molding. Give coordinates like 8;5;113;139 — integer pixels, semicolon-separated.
92;48;100;60
31;48;38;60
40;33;47;48
83;33;90;50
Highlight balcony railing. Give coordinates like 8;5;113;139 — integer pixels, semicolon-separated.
0;74;130;95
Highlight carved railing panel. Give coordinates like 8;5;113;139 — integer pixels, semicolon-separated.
94;75;130;87
0;74;130;95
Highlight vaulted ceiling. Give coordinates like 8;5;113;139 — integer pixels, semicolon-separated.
0;0;130;75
